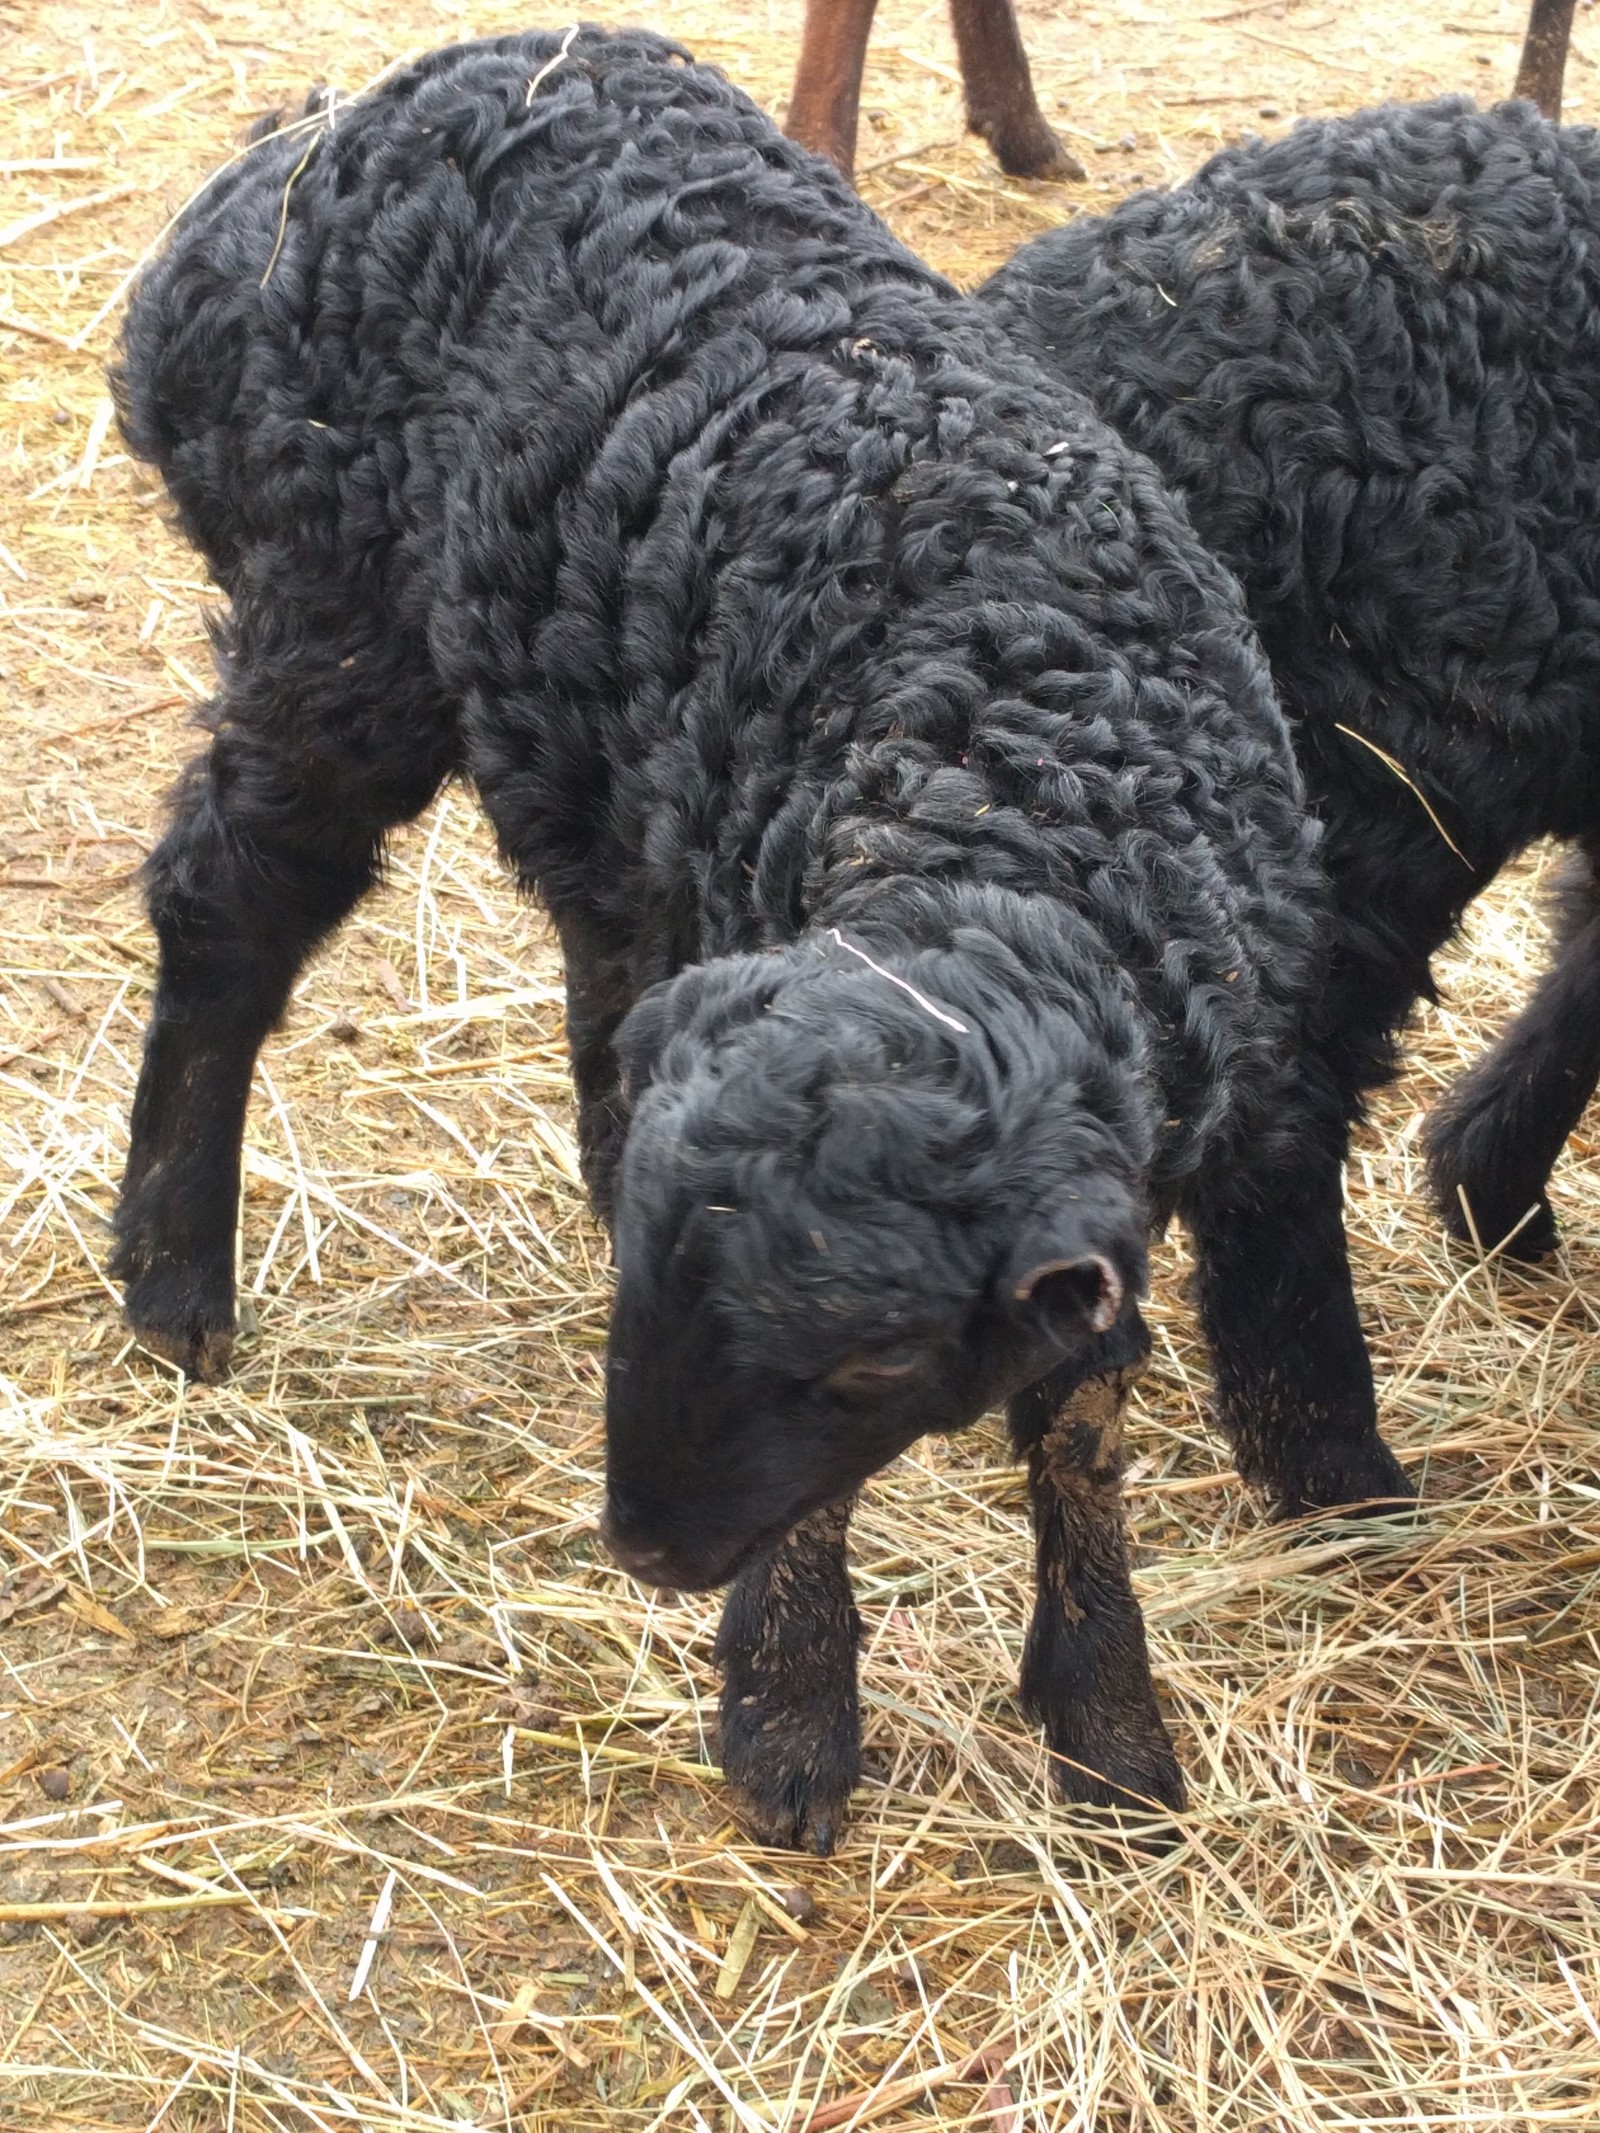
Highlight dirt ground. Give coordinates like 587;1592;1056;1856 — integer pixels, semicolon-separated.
3;1;1600;2128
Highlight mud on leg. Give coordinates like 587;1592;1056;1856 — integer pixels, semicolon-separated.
715;1499;861;1854
1012;1315;1186;1819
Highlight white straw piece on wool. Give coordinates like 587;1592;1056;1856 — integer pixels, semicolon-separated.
827;929;970;1034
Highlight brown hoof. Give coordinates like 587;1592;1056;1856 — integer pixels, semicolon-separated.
975;111;1087;182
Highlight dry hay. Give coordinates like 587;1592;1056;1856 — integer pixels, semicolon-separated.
2;0;1599;2127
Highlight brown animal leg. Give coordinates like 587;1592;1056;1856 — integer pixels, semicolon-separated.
948;0;1086;179
785;0;881;178
1515;0;1576;118
715;1499;861;1853
1011;1324;1186;1821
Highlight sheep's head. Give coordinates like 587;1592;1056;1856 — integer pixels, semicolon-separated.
599;924;1153;1591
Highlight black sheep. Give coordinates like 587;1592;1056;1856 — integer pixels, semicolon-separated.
981;94;1600;1265
112;27;1403;1853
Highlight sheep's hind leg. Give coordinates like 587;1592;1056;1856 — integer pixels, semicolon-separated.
1189;1131;1412;1521
948;0;1085;179
715;1500;861;1854
1011;1318;1186;1826
1424;843;1600;1261
113;657;455;1379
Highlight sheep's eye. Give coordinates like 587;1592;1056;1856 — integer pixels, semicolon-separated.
822;1352;923;1402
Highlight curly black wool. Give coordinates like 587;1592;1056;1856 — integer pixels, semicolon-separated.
111;27;1401;1845
981;93;1600;1257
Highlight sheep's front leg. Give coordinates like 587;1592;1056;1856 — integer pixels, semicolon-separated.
1012;1327;1186;1820
550;907;636;1228
715;1500;860;1854
1189;1140;1412;1520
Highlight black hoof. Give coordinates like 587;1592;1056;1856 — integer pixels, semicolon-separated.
1041;1696;1188;1832
1436;1183;1560;1262
1267;1433;1415;1524
1422;1092;1564;1261
718;1689;859;1854
131;1318;236;1382
1021;1607;1187;1842
116;1261;238;1382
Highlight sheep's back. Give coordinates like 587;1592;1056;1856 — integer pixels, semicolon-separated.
982;95;1600;854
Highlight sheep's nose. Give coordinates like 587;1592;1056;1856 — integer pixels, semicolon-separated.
599;1500;679;1591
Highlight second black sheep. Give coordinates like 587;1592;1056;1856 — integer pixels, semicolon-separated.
983;94;1600;1261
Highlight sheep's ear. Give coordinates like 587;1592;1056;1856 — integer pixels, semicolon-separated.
1004;1242;1129;1353
615;956;792;1097
615;966;731;1096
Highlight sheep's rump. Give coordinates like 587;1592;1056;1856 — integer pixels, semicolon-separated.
982;95;1600;860
117;26;1326;1198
